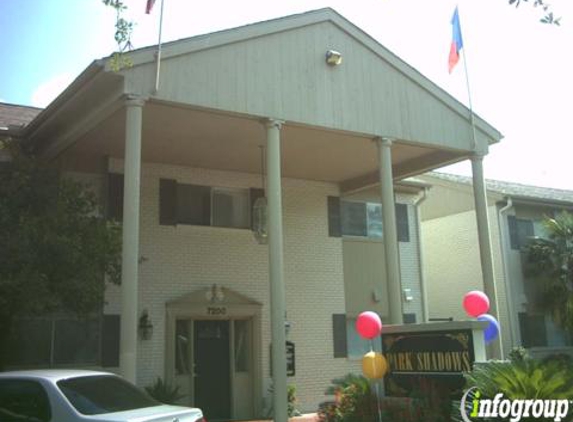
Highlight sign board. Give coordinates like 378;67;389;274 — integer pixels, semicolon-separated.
270;341;296;377
381;329;475;396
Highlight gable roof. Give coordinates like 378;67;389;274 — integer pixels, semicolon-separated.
426;172;573;205
0;102;43;130
117;7;501;147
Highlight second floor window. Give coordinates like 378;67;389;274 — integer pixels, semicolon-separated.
160;179;254;229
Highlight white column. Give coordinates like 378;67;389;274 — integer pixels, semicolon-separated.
376;137;403;325
119;95;144;383
266;118;288;422
471;153;502;356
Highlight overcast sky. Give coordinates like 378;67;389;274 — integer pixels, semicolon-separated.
1;0;571;189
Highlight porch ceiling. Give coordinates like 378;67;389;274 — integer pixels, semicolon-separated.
63;101;465;185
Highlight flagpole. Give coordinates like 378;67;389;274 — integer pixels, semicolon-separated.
461;51;478;151
153;0;165;93
458;5;478;151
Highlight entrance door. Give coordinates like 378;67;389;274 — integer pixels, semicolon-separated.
194;320;231;421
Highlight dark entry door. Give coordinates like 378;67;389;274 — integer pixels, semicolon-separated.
194;320;231;420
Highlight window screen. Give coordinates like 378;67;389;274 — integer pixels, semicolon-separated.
212;188;249;229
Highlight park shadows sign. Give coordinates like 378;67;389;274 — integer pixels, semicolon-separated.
381;329;475;396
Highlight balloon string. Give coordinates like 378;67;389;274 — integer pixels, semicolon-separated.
375;382;383;422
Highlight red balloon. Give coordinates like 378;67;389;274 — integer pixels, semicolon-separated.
356;311;382;339
463;291;490;317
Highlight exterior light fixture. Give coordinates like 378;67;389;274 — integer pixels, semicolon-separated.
325;50;342;66
138;310;153;340
205;283;225;303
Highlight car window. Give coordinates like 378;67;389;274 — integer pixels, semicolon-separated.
57;375;158;415
0;379;52;422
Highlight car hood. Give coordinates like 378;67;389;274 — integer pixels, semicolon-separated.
85;404;203;422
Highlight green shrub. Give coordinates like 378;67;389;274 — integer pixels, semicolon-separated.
455;357;573;422
320;374;456;422
266;383;300;418
465;359;573;401
144;377;185;405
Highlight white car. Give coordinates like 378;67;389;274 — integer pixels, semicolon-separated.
0;369;205;422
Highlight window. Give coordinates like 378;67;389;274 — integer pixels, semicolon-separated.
346;318;382;358
4;315;119;368
234;320;250;372
331;313;382;359
57;375;158;415
508;216;534;250
0;379;51;422
160;179;255;229
328;196;409;241
213;188;250;229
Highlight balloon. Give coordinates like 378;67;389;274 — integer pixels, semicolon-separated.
463;291;490;317
362;351;388;379
477;313;500;344
356;311;382;339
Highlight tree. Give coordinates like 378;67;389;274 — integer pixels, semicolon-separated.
102;0;134;71
523;211;573;333
0;139;122;369
508;0;562;25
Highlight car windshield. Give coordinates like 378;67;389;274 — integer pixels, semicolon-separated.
57;375;159;415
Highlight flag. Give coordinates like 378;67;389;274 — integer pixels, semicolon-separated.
146;0;156;14
448;6;464;73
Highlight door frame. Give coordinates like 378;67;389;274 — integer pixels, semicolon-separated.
165;287;262;419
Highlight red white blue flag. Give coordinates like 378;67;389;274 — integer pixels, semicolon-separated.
146;0;156;14
448;6;464;73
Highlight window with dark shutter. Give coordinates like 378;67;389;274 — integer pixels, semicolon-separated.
332;314;347;358
159;179;177;226
107;173;124;221
329;197;410;241
327;196;342;237
159;180;251;229
177;184;211;226
396;203;410;242
341;201;368;237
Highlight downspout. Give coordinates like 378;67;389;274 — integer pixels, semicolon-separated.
414;188;430;323
498;197;519;352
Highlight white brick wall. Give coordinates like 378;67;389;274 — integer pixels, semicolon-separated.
423;206;512;357
102;160;359;413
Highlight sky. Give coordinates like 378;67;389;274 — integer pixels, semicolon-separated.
1;0;572;189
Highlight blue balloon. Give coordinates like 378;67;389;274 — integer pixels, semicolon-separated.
477;313;500;344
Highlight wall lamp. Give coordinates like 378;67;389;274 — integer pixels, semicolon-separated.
326;50;342;66
138;309;153;340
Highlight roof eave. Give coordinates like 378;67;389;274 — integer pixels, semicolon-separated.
23;60;107;145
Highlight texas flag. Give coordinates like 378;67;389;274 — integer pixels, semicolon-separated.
146;0;156;14
448;6;464;73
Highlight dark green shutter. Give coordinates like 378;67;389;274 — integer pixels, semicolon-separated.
159;179;178;226
327;196;342;237
395;203;410;242
107;173;124;221
332;314;347;358
101;315;120;367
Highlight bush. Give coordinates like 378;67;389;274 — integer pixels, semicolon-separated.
319;374;454;422
144;377;185;404
266;383;300;418
456;357;573;422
